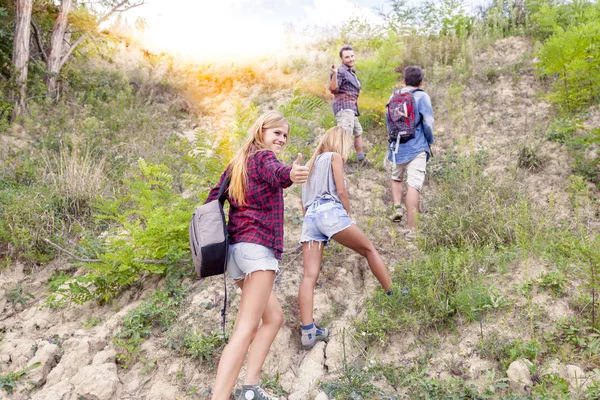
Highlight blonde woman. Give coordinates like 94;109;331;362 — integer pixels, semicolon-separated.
205;111;308;400
298;126;392;349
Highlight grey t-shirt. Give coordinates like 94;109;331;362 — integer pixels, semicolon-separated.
302;152;343;209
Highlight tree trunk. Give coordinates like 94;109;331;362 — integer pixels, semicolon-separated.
10;0;33;120
46;0;72;98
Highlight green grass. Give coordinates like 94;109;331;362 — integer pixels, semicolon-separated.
114;286;187;368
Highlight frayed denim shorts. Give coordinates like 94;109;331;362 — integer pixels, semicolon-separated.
227;242;279;281
300;199;354;245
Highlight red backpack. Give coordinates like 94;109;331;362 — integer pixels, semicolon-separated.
386;88;422;144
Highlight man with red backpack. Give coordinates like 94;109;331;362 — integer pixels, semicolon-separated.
386;66;434;240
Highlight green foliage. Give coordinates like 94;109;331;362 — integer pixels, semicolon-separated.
321;330;387;399
260;372;288;398
546;117;581;143
0;6;13;81
46;160;194;305
538;270;567;296
0;362;41;394
421;154;526;249
0;184;61;264
114;287;186;367
529;0;600;41
181;330;228;366
355;246;514;344
535;17;600;111
479;0;529;38
517;145;543;171
420;0;475;37
478;332;544;370
531;373;570;398
6;284;34;306
82;316;101;328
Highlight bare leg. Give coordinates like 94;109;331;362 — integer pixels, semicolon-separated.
391;179;403;207
299;242;325;326
211;271;276;400
244;289;284;384
354;134;364;155
405;185;420;230
332;225;391;291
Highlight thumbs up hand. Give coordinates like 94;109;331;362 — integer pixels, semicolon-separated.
290;153;309;184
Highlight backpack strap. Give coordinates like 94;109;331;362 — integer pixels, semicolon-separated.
217;173;231;203
221;271;228;338
217;172;230;339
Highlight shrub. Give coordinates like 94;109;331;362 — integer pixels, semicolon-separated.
46;159;194;305
517;145;543;171
181;331;227;366
538;270;567;296
355;246;514;344
420;155;526;249
0;185;61;264
42;140;108;217
546;117;581;143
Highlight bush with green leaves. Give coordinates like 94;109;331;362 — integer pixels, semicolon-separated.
546;117;581;143
534;3;600;111
181;330;228;366
0;184;61;264
46;159;194;305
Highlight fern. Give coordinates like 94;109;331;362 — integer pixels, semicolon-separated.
47;160;194;306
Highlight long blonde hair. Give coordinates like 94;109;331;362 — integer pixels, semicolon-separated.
306;126;352;179
228;111;290;206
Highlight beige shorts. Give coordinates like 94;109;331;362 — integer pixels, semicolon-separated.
335;109;363;137
391;152;427;192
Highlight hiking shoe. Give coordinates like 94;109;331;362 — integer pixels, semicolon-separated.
238;385;279;400
357;158;371;168
387;286;409;296
301;323;329;350
390;205;404;222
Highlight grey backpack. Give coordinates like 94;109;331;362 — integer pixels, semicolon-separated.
189;174;230;333
189;174;230;278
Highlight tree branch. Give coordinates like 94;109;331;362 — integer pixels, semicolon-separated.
30;18;47;62
58;0;145;68
44;239;102;262
44;238;191;265
45;239;301;268
97;0;145;25
60;33;88;67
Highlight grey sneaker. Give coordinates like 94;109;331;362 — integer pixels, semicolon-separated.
357;158;371;168
390;205;404;222
301;324;329;350
404;230;416;242
238;385;279;400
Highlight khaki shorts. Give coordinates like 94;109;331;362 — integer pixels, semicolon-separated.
336;109;363;137
391;152;427;192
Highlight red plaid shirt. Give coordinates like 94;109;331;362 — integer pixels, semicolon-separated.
330;64;361;116
206;150;293;259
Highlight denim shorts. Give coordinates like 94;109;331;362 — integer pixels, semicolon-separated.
300;199;354;245
227;242;279;281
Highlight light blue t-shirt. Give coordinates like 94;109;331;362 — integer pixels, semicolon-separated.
386;88;435;164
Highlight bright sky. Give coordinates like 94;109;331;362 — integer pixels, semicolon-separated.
125;0;485;60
